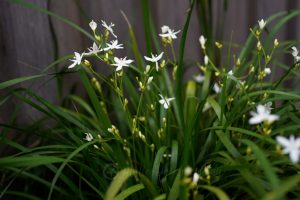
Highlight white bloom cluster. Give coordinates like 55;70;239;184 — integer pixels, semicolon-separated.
68;20;134;71
249;104;279;124
159;25;180;39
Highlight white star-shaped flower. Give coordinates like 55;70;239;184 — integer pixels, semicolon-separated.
249;104;279;124
89;20;97;31
158;94;175;109
103;40;123;51
159;26;180;39
68;52;83;69
83;42;102;56
199;35;206;49
228;70;233;76
84;133;94;142
111;57;133;71
101;20;117;38
258;19;266;30
144;52;164;71
276;135;300;164
291;46;300;62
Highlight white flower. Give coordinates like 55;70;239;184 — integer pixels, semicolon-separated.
83;42;102;56
101;20;117;38
204;55;209;65
144;52;164;71
264;68;271;75
276;135;300;164
159;26;180;39
89;20;97;31
192;172;200;184
111;57;133;71
103;40;123;51
228;70;233;76
291;46;300;62
84;133;93;141
213;83;221;93
249;104;279;124
158;94;175;109
68;52;83;69
258;19;266;30
199;35;206;49
194;74;205;83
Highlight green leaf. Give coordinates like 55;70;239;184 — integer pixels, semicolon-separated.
241;139;280;189
48;141;96;200
0;156;65;168
170;141;178;173
200;185;230;200
262;174;300;200
152;146;168;184
104;168;139;200
114;184;144;200
0;75;44;90
78;69;110;130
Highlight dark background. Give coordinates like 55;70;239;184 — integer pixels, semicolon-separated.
0;0;300;124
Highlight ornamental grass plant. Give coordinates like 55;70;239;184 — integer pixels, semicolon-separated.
1;0;300;199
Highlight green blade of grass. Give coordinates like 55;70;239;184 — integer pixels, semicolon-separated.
48;140;96;200
241;139;280;190
105;168;157;200
78;69;111;130
199;185;230;200
114;184;144;200
262;174;300;200
0;74;44;90
0;156;65;168
151;146;168;184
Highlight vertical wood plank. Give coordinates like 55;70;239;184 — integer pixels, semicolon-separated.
0;0;56;124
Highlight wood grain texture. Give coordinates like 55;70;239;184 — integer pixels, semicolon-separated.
0;0;56;124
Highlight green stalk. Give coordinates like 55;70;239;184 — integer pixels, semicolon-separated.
141;0;153;55
177;0;195;165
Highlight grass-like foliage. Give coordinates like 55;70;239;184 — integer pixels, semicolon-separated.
1;0;300;199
